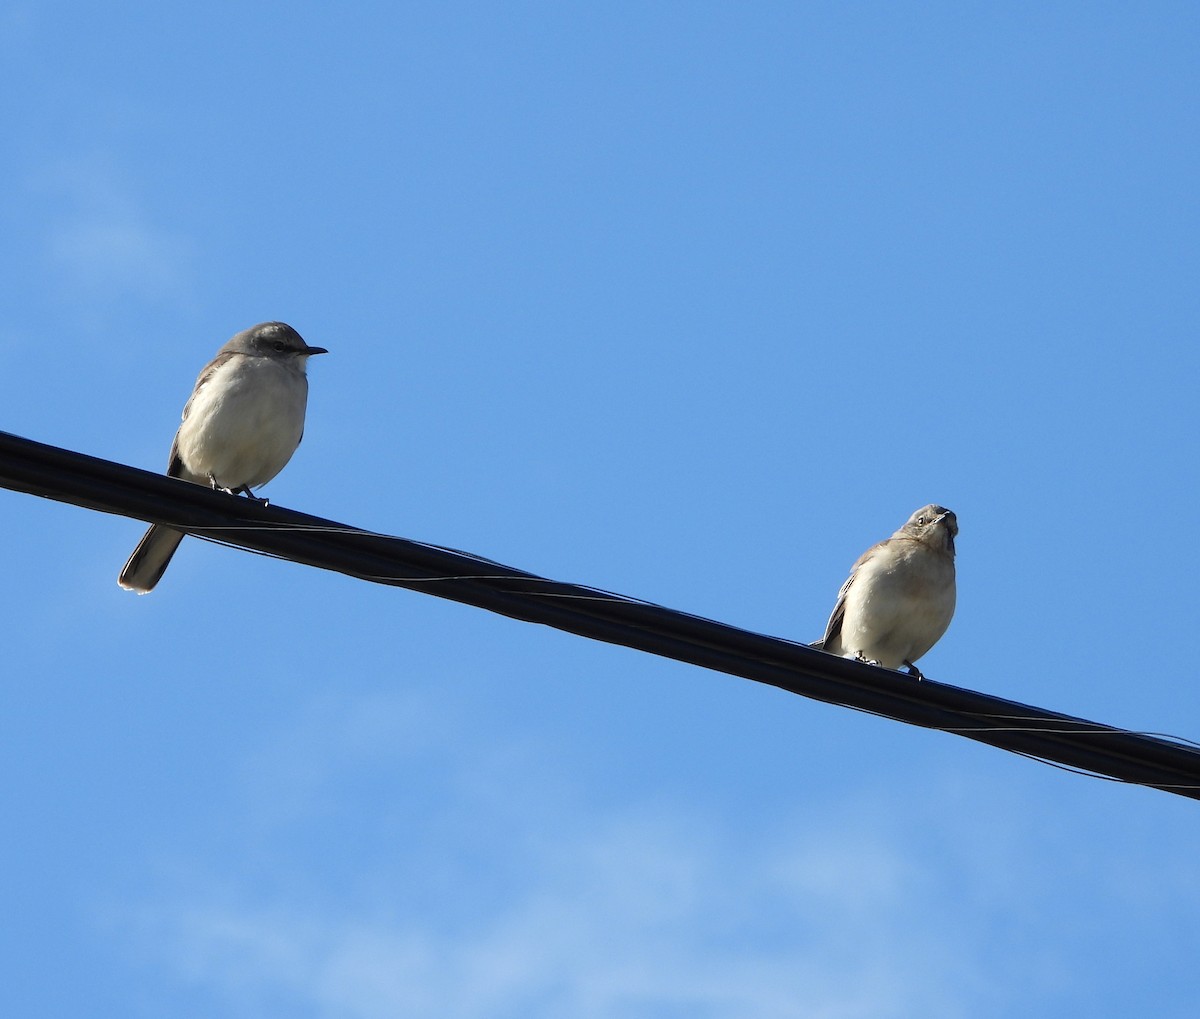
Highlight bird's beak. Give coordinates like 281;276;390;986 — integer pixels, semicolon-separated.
934;510;958;546
303;345;329;356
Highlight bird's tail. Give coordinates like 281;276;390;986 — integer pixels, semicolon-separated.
118;525;185;594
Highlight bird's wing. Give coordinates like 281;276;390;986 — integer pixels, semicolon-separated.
166;351;238;477
180;352;237;423
166;435;185;478
813;542;881;648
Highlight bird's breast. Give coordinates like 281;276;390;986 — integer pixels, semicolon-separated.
175;357;309;490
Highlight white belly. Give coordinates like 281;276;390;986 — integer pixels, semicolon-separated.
837;546;956;668
175;356;308;491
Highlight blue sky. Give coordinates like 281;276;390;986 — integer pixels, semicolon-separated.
2;2;1199;1016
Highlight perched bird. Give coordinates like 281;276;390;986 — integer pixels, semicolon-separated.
812;505;958;679
118;321;327;593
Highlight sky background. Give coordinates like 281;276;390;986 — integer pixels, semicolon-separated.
2;2;1199;1016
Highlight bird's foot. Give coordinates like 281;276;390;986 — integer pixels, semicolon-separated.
853;651;883;667
232;484;269;504
207;475;269;504
903;660;925;682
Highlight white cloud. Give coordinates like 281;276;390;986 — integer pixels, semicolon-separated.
108;690;1200;1019
133;818;976;1019
36;153;194;304
113;693;989;1019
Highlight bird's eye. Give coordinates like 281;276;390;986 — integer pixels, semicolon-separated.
273;342;287;352
917;516;927;526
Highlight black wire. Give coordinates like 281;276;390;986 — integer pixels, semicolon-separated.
3;428;1199;802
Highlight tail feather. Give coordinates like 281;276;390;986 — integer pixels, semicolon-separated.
118;525;185;593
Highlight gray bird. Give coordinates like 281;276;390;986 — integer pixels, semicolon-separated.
118;321;327;593
812;505;958;679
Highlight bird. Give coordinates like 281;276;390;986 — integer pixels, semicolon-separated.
118;321;327;593
811;504;958;679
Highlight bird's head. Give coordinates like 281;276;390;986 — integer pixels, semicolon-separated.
233;321;328;361
899;504;958;555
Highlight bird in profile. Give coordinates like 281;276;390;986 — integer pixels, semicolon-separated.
811;505;958;680
118;321;327;593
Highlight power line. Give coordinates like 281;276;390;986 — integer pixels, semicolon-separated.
3;428;1198;800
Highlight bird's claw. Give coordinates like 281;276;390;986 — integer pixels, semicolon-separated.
232;484;268;504
207;475;268;504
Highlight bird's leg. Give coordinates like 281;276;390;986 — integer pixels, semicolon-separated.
232;484;269;505
207;474;269;504
903;661;925;682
